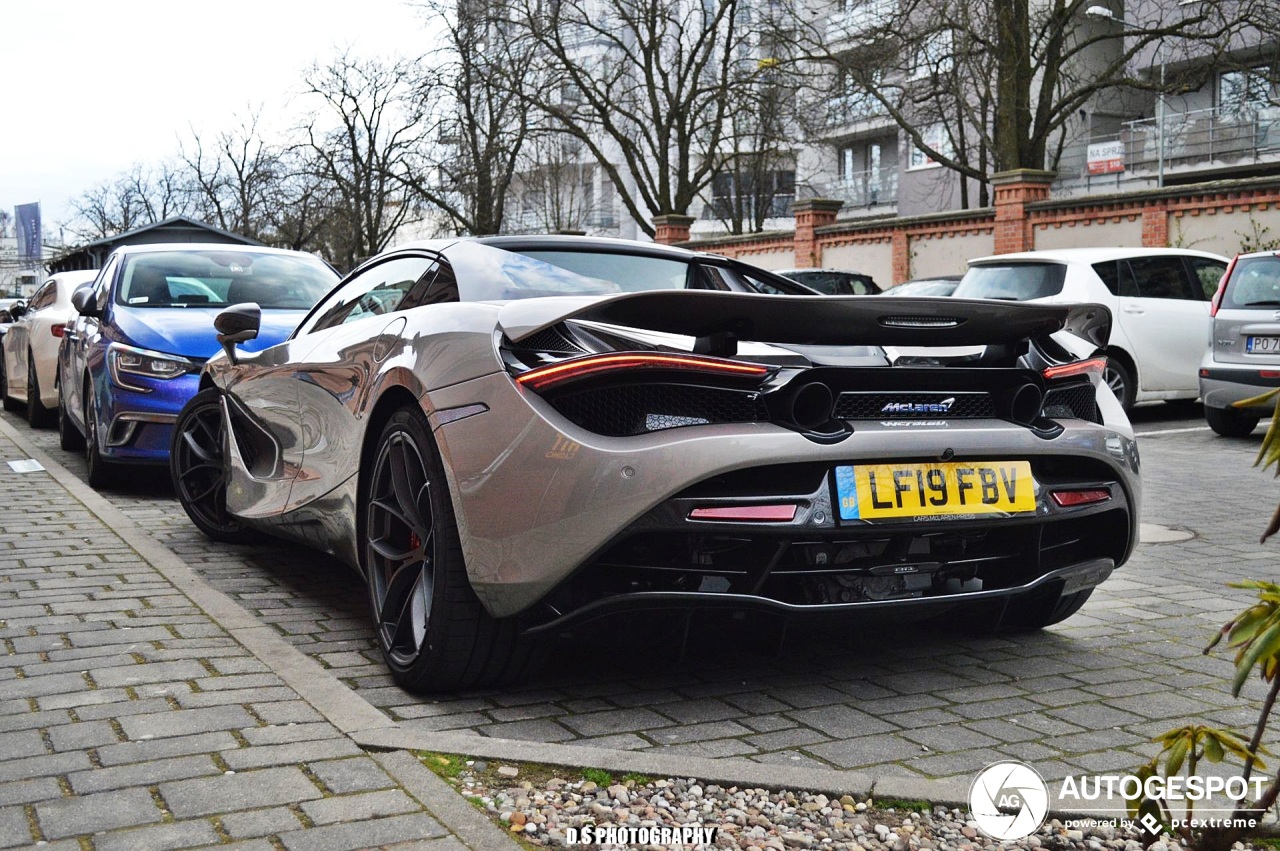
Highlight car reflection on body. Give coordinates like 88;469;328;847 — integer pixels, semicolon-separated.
171;235;1141;693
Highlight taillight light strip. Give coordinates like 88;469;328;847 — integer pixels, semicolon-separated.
1042;357;1107;381
1210;255;1238;317
515;352;769;391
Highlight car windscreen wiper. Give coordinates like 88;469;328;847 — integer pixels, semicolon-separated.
1242;300;1280;306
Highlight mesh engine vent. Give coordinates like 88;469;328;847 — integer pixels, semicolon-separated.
517;327;585;354
1043;383;1101;423
551;385;768;437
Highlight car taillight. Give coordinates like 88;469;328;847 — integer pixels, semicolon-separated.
1042;357;1107;381
1051;489;1111;507
1210;255;1238;317
51;324;65;338
514;352;770;392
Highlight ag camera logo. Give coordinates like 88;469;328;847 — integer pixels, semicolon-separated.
968;761;1049;840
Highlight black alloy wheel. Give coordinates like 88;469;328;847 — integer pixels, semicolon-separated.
362;407;536;692
171;388;256;543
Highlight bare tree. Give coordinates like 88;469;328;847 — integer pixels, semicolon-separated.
299;52;427;270
510;0;760;238
783;0;1250;203
66;162;194;241
180;112;286;241
404;0;537;236
511;133;602;233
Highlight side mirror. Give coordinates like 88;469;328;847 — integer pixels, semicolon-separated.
8;301;27;319
215;303;261;365
71;286;97;318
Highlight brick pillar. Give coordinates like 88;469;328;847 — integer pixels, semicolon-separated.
792;198;843;268
652;214;696;245
891;230;911;285
1141;206;1169;247
990;169;1056;254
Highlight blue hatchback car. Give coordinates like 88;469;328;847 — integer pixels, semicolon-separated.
57;243;338;487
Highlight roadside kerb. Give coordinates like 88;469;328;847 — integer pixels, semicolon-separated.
0;415;1169;821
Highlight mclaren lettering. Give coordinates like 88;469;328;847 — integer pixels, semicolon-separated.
881;397;955;414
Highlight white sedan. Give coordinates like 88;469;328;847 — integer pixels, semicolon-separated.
953;248;1228;410
2;269;99;426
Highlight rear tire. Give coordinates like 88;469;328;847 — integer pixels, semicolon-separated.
84;383;116;489
362;406;538;693
1103;355;1135;412
1205;404;1259;437
58;369;85;452
26;357;53;428
171;389;260;543
0;355;18;412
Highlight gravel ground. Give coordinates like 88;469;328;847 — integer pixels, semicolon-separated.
430;760;1257;851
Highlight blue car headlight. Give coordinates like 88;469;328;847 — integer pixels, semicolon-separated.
107;343;195;393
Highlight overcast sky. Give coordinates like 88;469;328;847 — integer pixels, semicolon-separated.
1;0;431;237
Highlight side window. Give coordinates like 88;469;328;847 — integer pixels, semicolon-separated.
1092;261;1120;296
28;283;55;311
94;257;120;313
1188;257;1228;300
303;256;437;334
1122;256;1198;300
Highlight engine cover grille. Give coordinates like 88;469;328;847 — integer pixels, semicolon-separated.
551;384;768;436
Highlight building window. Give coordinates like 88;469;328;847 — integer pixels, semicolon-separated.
908;124;951;170
1218;67;1273;114
909;30;954;81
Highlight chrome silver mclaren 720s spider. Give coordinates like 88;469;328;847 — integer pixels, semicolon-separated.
172;236;1140;692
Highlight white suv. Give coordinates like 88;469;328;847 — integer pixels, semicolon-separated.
953;248;1228;410
1200;251;1280;436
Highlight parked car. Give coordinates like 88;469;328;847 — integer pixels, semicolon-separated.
886;276;962;297
2;270;99;426
776;267;880;295
171;235;1138;693
953;248;1229;410
58;244;338;487
1200;251;1280;436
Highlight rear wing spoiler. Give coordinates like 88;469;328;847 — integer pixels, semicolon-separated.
499;292;1110;350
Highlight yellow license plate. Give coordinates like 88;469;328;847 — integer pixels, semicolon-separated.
835;461;1036;520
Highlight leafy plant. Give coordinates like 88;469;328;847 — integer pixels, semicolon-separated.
1130;401;1280;850
1237;217;1280;254
582;768;613;787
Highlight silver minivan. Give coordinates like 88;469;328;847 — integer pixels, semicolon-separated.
1200;252;1280;436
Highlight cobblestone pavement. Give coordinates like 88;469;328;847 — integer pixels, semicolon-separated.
0;423;517;850
3;405;1269;788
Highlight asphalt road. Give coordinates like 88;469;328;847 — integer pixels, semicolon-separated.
3;400;1269;784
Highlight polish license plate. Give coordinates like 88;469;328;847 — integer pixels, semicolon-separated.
835;461;1036;520
1246;336;1280;354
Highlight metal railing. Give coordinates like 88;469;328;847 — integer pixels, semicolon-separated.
811;169;899;209
1056;102;1280;192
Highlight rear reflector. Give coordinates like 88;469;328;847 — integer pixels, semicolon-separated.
51;324;65;338
689;504;798;522
1262;371;1280;379
1051;489;1111;507
1042;357;1107;381
516;352;769;391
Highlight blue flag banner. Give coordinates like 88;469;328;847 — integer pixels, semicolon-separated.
15;203;41;264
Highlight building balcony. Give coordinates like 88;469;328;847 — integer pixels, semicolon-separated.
825;0;895;43
809;169;899;211
1055;102;1280;194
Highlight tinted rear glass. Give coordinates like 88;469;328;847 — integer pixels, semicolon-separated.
783;271;874;295
1222;256;1280;310
953;263;1066;300
514;250;692;292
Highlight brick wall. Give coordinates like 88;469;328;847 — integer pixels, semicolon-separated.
679;175;1280;285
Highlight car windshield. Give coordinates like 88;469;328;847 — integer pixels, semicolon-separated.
783;271;871;295
953;263;1067;301
890;280;958;297
1222;256;1280;310
512;250;692;292
117;250;337;310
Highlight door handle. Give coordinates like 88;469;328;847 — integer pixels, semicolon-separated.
1123;306;1144;314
